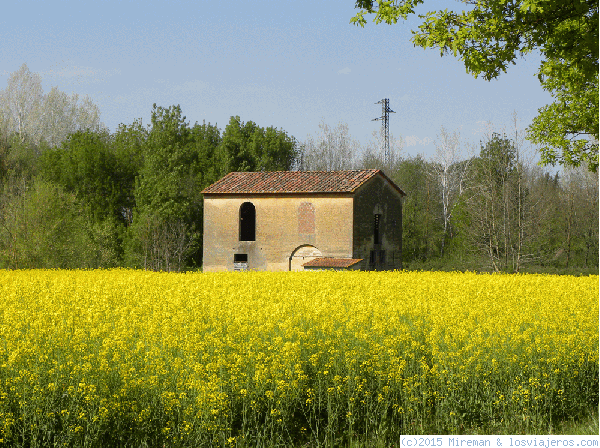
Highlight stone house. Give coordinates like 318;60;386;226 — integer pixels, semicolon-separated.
201;169;405;271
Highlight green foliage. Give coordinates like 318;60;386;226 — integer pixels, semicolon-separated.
528;62;599;171
0;135;47;191
127;105;206;270
474;133;518;187
389;155;444;261
453;134;525;271
40;130;128;224
191;120;222;188
351;0;599;171
219;115;298;173
111;118;149;222
0;180;94;268
135;104;201;223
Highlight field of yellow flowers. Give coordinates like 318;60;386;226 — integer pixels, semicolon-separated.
0;270;597;446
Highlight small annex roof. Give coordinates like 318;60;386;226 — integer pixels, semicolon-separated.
201;169;405;196
302;257;363;268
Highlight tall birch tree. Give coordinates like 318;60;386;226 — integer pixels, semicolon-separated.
0;64;104;147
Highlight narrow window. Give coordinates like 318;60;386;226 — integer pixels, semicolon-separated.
239;202;256;241
370;250;376;264
373;214;381;244
379;250;386;264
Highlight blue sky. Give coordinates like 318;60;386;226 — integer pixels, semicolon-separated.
1;0;553;161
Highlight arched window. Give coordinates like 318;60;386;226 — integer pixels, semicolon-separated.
239;202;256;241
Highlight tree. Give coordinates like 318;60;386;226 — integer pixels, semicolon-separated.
388;155;444;263
297;120;360;171
127;104;201;270
191;119;221;188
559;165;599;268
40;130;126;224
111;119;149;225
528;61;599;171
219;116;298;173
351;0;599;171
456;133;525;271
429;126;471;256
0;63;43;143
0;63;105;147
0;179;95;269
361;127;404;174
37;87;104;148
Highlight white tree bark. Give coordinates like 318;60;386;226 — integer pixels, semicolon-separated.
430;126;470;256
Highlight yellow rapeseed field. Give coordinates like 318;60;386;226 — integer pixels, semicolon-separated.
0;270;597;446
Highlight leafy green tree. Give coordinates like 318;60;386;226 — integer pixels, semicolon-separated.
219;116;298;173
190;120;222;189
525;169;562;265
127;105;202;270
0;135;43;194
351;0;599;171
40;130;129;223
0;180;95;268
135;105;201;222
558;165;599;268
39;129;132;265
528;61;598;171
391;156;444;263
111;119;149;224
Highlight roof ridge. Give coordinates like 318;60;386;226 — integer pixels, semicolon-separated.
201;169;404;195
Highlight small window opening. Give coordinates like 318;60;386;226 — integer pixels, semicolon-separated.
379;250;386;264
234;254;248;263
373;214;381;244
370;250;376;264
239;202;256;241
234;254;248;271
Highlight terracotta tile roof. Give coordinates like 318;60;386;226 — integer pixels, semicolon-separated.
302;257;363;268
201;170;404;195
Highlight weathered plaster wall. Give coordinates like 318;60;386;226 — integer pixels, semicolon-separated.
352;175;403;270
203;194;354;271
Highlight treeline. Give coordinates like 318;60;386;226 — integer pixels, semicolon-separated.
0;105;297;270
300;121;599;274
0;65;597;273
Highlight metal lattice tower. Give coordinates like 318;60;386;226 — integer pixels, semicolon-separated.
372;98;395;166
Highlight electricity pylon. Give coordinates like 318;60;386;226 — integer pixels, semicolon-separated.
372;98;395;166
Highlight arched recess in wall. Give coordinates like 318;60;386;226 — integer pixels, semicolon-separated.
289;244;322;271
298;202;315;234
239;202;256;241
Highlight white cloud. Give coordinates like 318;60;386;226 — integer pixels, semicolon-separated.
337;67;351;75
404;135;433;147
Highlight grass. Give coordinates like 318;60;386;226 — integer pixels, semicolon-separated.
551;408;599;435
